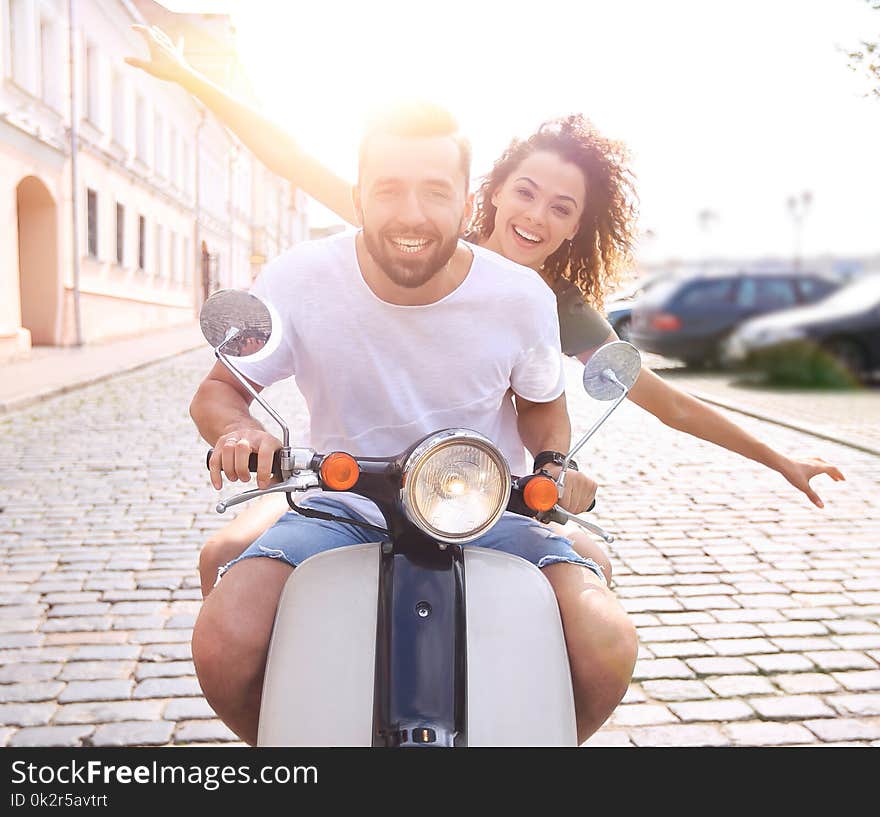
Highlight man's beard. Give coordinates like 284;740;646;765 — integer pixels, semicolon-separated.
362;227;459;289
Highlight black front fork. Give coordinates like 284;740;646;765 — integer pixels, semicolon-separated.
372;529;467;748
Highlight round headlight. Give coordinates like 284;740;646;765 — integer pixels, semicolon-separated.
401;430;511;544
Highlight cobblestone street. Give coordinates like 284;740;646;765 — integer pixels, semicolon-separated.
1;349;878;747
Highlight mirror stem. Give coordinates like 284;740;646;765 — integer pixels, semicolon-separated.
214;349;291;452
557;386;629;498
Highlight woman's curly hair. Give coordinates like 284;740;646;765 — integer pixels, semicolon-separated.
469;115;638;309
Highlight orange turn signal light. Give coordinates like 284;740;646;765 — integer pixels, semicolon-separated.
523;475;559;512
320;452;359;491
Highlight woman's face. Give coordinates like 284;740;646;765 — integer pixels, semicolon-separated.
485;150;586;271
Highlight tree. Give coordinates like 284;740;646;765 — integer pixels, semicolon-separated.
846;1;880;100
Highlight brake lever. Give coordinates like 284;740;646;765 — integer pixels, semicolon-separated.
547;504;615;544
216;472;321;513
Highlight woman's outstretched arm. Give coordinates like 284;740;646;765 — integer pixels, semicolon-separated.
125;25;357;225
578;334;846;508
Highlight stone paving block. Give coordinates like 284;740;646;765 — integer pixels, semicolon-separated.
581;729;633;747
609;704;678;727
824;619;880;635
174;719;238;744
111;615;167;630
706;638;778;657
164;615;197;629
0;663;61;683
772;673;841;695
749;695;835;720
804;651;878;671
705;675;777;697
46;603;111;617
9;725;94;747
679;596;742;611
2;634;45;648
831;635;880;651
0;618;43;634
758;621;829;637
133;677;202;699
668;700;754;723
770;637;837;652
733;594;799;609
0;702;57;727
53;699;164;724
57;681;133;703
780;607;837;621
135;661;195;680
621;686;647;704
109;601;167;615
724;721;817;746
649;642;718;659
628;724;729;747
632;658;696;681
141;643;192;662
670;584;738;597
90;720;175;747
163;697;216;721
59;661;136;681
830;671;880;692
629;614;662;627
0;682;65;703
803;718;880;743
656;612;717;626
620;597;683;613
642;680;714;701
72;645;142;661
692;623;763;639
45;631;127;645
826;694;880;717
127;630;191;644
636;627;698;643
713;609;785;623
686;657;759;676
747;653;815;673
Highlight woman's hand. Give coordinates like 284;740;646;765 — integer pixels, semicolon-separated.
125;24;192;84
780;456;846;508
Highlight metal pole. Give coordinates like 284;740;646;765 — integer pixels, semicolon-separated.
67;0;83;346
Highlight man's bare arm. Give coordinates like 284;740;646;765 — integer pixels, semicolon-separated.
190;361;282;490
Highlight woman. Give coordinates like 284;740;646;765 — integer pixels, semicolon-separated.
128;27;844;742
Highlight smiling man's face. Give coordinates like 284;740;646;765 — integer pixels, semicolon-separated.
355;132;470;288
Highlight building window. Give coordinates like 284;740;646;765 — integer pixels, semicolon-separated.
115;203;124;265
155;224;164;278
112;72;125;146
39;18;60;110
154;113;165;177
84;43;100;126
138;215;146;271
135;95;148;162
183;141;192;196
169;126;178;188
183;236;191;284
7;0;28;88
169;231;177;282
87;189;98;258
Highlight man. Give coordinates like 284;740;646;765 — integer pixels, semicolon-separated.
189;102;637;745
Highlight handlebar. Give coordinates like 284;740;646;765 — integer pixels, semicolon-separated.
205;448;284;481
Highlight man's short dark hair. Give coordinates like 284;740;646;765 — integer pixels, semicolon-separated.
358;100;472;189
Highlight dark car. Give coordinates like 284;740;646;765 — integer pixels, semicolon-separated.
604;273;674;341
628;271;840;366
724;274;880;381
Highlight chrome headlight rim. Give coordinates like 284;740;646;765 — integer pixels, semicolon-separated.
401;429;511;545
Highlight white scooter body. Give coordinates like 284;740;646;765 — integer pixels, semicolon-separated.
258;543;577;746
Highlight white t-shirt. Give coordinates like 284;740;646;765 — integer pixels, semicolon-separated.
233;231;565;520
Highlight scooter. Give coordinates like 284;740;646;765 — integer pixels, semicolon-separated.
198;288;641;747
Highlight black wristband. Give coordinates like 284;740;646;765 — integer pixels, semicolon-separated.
533;450;578;473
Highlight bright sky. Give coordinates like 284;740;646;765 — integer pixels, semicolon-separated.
165;0;880;264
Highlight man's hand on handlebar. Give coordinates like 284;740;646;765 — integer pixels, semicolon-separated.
209;429;283;491
539;465;598;515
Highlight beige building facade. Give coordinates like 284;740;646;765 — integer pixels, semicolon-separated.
1;0;307;363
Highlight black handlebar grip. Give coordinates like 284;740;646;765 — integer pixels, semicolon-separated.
205;448;284;481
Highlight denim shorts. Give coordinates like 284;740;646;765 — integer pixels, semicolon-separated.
217;495;606;585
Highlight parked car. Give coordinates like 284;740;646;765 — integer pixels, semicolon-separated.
628;271;840;367
604;273;674;341
723;274;880;381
